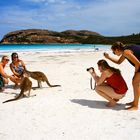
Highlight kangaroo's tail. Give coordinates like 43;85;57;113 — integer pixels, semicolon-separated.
3;90;24;103
45;78;61;87
48;84;61;87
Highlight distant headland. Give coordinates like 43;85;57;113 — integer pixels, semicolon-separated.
0;29;140;44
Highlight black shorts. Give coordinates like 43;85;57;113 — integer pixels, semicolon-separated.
0;75;4;88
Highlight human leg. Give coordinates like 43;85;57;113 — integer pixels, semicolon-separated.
3;77;9;85
126;73;140;110
10;75;21;89
95;85;124;107
0;77;9;92
0;76;5;92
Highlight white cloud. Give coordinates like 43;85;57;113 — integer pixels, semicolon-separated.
24;0;66;4
0;0;140;38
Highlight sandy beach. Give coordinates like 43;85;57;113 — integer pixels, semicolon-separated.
0;49;140;140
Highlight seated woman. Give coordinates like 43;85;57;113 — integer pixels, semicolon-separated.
10;53;26;88
88;59;128;107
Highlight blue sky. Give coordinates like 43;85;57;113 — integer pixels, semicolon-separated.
0;0;140;40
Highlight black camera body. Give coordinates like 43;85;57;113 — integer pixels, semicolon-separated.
87;67;94;72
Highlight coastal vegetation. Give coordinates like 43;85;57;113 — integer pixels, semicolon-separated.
0;29;140;45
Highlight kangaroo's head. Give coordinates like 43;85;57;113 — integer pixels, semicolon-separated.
22;69;30;77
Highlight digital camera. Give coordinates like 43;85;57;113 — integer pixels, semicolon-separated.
86;67;94;72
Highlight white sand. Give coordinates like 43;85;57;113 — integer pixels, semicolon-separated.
0;50;140;140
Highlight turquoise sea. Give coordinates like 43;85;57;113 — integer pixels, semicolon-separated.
0;44;111;53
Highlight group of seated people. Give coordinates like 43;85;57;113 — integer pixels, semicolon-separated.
0;53;25;91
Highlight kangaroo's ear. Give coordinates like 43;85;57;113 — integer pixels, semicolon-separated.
24;68;28;72
22;69;27;75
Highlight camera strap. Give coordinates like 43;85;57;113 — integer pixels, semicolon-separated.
90;77;96;90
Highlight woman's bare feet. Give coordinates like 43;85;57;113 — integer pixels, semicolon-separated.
106;101;116;107
125;105;138;111
125;101;134;106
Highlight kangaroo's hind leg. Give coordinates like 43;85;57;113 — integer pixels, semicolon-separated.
27;83;32;97
37;80;42;88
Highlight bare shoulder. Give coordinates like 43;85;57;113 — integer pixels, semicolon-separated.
101;70;109;77
104;69;113;77
0;63;2;69
10;62;14;68
123;49;133;56
19;59;25;65
9;62;13;66
0;63;4;72
18;59;23;62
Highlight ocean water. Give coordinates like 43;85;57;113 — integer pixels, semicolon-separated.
0;44;111;53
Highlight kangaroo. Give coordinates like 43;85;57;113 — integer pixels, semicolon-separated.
3;77;32;103
24;69;61;88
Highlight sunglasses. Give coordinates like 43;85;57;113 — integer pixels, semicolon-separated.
4;59;10;61
13;56;18;58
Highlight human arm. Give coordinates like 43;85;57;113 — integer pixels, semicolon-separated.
104;52;125;64
88;69;108;85
0;64;11;78
10;63;20;77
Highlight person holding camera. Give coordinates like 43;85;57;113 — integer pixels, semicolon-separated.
104;42;140;110
87;59;128;107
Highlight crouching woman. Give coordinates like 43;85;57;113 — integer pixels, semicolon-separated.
88;59;128;107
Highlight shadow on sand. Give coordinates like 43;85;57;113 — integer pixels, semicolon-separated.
70;99;126;111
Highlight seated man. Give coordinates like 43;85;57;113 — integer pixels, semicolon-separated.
0;56;11;91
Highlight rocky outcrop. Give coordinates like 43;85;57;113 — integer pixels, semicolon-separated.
0;29;100;44
1;29;140;44
61;30;100;36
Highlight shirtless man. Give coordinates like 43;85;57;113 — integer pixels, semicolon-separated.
0;56;12;91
